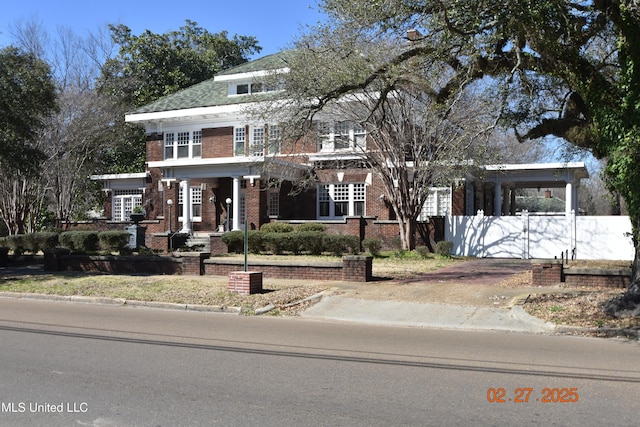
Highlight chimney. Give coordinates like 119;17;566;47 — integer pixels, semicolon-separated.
407;29;422;42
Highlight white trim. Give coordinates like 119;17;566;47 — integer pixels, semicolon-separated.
213;68;290;82
90;172;148;180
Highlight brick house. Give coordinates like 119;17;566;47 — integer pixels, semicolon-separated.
91;52;590;253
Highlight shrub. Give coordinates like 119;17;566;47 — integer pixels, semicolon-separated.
5;235;26;255
323;234;360;257
59;231;99;253
296;231;325;255
260;222;293;233
247;230;264;254
361;238;382;257
415;245;432;259
263;232;291;254
435;240;454;258
221;231;244;254
295;222;326;233
35;232;60;252
98;231;130;253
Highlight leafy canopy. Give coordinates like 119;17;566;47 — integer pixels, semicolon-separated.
98;20;262;108
0;46;57;171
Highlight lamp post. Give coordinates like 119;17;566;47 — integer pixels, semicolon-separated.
225;198;232;231
167;199;174;252
166;199;173;233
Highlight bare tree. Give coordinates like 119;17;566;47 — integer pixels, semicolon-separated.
8;19;119;228
254;36;495;249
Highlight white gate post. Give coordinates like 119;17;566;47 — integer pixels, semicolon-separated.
521;210;529;259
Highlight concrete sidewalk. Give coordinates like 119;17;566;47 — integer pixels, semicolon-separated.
301;258;556;333
301;296;555;333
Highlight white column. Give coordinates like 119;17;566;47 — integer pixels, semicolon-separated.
565;181;573;216
494;182;502;217
232;177;241;230
179;179;192;234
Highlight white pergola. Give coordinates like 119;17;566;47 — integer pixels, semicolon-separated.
473;162;590;216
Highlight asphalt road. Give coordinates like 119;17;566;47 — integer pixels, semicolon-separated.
0;298;639;426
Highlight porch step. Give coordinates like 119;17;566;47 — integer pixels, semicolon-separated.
185;234;211;252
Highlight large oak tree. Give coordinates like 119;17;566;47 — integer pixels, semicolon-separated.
291;0;640;315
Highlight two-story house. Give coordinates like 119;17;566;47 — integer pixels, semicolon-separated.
92;51;590;254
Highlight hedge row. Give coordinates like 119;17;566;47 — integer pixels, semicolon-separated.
0;231;131;254
221;230;360;256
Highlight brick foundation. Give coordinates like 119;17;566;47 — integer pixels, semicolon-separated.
228;271;263;294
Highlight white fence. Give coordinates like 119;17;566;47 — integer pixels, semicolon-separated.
445;211;634;260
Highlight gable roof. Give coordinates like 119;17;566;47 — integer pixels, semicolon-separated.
129;52;291;115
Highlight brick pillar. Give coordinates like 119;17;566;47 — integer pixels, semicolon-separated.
531;259;563;286
180;252;210;275
228;271;263;294
342;255;373;282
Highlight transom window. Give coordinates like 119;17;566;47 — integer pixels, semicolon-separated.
318;183;366;218
164;130;202;160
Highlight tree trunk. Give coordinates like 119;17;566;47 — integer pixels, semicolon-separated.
604;218;640;317
396;215;416;251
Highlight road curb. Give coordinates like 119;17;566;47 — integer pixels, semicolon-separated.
0;292;241;314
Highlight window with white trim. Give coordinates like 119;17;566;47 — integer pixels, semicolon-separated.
317;121;367;152
419;187;451;219
178;186;203;222
235;125;281;157
317;183;366;218
164;130;202;160
268;125;281;155
234;127;246;156
251;127;265;157
112;190;143;222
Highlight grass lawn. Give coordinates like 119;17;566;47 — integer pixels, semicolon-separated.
0;253;463;311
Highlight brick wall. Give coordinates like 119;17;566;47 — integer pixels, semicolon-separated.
564;269;631;288
202;127;233;158
531;259;630;288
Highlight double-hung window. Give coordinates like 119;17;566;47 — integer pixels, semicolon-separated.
164;130;202;160
317;183;366;218
251;127;265;157
234;127;246;156
317;121;366;152
268;125;281;155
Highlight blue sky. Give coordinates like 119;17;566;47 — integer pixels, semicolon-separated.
0;0;326;57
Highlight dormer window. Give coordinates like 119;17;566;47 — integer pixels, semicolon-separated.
232;82;272;96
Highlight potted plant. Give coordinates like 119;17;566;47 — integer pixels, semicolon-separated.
129;206;146;224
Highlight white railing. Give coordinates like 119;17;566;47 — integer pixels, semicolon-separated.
445;211;634;260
